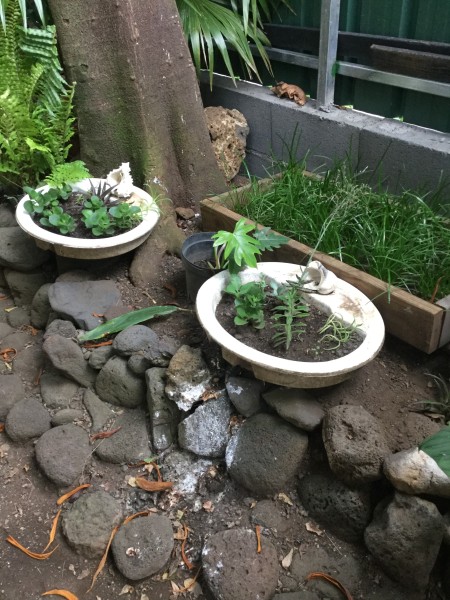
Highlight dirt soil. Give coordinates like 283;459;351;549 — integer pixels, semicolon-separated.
1;247;449;600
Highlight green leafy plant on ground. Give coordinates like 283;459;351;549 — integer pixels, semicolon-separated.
410;373;450;422
79;306;183;342
0;2;76;191
419;426;450;478
234;160;450;301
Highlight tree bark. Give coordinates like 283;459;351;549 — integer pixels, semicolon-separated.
47;0;227;208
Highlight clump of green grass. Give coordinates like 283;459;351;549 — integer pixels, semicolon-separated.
234;160;450;301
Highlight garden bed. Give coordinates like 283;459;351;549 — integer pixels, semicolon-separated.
200;179;450;354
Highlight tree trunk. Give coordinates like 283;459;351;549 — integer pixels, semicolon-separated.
47;0;227;208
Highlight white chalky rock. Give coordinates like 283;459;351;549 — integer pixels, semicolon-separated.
384;447;450;498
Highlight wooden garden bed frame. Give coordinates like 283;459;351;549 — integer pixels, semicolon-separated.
200;180;450;354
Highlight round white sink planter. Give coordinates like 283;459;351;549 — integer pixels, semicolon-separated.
15;178;159;260
196;262;385;388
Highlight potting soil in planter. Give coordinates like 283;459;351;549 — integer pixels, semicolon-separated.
216;293;364;362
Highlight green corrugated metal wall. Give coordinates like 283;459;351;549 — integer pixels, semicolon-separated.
261;0;450;132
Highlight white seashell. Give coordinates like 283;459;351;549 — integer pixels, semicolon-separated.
106;162;134;197
303;260;337;294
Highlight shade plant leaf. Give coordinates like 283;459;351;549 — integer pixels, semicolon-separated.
419;426;450;478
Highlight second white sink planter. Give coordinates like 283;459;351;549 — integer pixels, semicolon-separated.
16;178;159;260
196;262;385;388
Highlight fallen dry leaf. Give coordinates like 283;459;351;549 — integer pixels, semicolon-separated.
171;581;181;593
0;423;4;433
127;476;137;487
255;525;262;553
57;484;91;506
42;509;62;551
42;590;79;600
90;426;122;441
181;524;194;570
306;572;353;600
87;525;119;592
281;548;294;569
122;511;152;525
118;584;134;595
82;340;113;349
135;477;173;492
6;535;59;559
305;521;324;536
0;347;16;362
163;282;177;298
271;81;307;106
202;500;214;513
278;492;293;506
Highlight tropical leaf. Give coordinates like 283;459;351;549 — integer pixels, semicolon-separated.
419;427;450;477
78;306;181;342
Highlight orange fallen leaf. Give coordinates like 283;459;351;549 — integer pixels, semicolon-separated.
42;509;62;552
56;484;91;506
92;312;105;318
181;524;194;570
87;525;119;592
122;510;152;525
82;340;113;348
0;294;10;300
34;367;43;386
255;525;262;553
42;590;79;600
20;325;40;336
152;461;162;482
135;477;173;492
90;426;122;441
6;535;59;559
0;347;16;362
306;572;353;600
0;423;4;433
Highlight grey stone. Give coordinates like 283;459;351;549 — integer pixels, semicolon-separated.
145;367;179;452
88;345;114;370
40;369;80;409
43;334;97;388
0;205;17;227
290;546;364;600
250;499;291;535
0;322;14;340
52;409;85;426
111;515;173;580
298;472;372;542
263;387;325;431
274;594;319;600
365;493;444;592
94;408;150;464
44;319;77;340
113;325;158;355
226;413;308;497
83;389;115;432
12;342;45;385
35;424;91;486
55;269;92;283
202;528;278;600
5;397;51;442
0;227;50;271
384;447;450;498
128;354;152;375
30;283;53;329
322;405;390;485
4;269;49;307
0;374;26;418
48;280;122;330
6;306;31;328
178;395;233;457
62;491;123;558
0;268;6;288
95;356;146;408
165;345;211;411
225;375;266;417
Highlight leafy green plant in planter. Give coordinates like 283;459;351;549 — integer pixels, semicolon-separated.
213;219;362;358
23;162;146;238
235;159;450;302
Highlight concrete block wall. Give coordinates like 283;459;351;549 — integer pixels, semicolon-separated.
200;74;450;196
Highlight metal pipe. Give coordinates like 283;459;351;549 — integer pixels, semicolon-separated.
317;0;341;106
